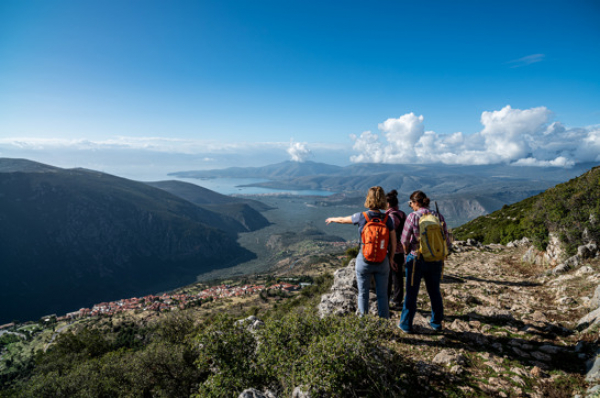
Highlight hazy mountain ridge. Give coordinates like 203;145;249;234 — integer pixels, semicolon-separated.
0;159;270;323
170;160;345;179
171;160;599;226
171;160;598;182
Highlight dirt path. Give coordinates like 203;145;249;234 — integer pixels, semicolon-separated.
386;243;598;397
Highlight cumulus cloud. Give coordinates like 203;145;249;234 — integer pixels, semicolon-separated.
287;141;312;162
350;105;600;167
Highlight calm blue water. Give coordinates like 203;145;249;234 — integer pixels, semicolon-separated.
175;177;335;196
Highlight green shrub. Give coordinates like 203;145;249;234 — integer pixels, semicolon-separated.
342;246;359;266
194;312;410;397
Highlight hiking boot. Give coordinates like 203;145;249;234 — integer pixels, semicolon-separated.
397;323;413;334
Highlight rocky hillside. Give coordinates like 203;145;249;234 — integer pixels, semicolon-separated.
319;240;600;397
0;158;268;323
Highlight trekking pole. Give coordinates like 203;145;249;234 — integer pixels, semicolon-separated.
435;201;446;280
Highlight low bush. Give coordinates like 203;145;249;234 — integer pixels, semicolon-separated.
195;312;412;397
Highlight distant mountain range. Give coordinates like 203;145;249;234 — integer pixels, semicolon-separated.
171;160;600;226
0;158;270;323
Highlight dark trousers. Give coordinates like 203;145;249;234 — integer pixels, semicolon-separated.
388;252;405;306
399;254;444;331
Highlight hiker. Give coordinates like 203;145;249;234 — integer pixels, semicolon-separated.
326;186;396;318
398;190;451;333
385;190;406;311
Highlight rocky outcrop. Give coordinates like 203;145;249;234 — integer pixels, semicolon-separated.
318;258;387;317
518;233;600;276
318;260;359;317
234;315;265;332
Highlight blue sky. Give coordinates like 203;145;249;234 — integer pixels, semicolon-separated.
1;0;599;179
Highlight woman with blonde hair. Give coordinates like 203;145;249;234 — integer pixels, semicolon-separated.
326;186;396;318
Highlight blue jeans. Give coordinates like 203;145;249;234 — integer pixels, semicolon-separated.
355;252;390;319
399;254;444;331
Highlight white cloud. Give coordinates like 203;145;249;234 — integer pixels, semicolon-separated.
350;105;600;167
479;105;552;162
507;54;545;68
287;141;312;162
0;136;290;155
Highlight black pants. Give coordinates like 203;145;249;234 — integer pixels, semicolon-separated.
388;252;405;306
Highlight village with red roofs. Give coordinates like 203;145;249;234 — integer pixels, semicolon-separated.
43;282;302;323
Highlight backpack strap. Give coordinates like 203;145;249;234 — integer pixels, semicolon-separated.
364;211;388;223
363;211;370;222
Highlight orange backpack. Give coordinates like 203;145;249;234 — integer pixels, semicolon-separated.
361;212;390;263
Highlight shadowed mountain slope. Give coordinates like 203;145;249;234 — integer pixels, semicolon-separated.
0;159;261;323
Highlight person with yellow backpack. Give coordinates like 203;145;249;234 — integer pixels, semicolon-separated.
398;190;451;333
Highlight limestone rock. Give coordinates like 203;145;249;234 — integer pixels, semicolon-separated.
508;237;531;248
576;265;595;276
449;319;470;332
544;233;565;265
235;315;265;332
577;306;600;332
556;296;576;305
530;366;549;378
552;254;581;275
238;388;277;398
522;245;546;266
531;310;548;322
292;386;311;398
586;349;600;382
578;243;599;259
468;306;513;321
432;349;467;366
588;285;600;309
318;260;358;317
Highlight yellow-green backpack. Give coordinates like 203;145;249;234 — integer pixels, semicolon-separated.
418;211;447;262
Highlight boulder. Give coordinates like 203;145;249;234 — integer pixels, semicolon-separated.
576;266;595;276
238;389;277;398
586;349;600;383
578;243;599;259
292;386;311;398
551;254;581;275
234;315;265;332
522;246;546;266
577;306;600;332
432;349;467;366
466;238;482;247
543;233;565;266
508;237;531;247
588;285;600;310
